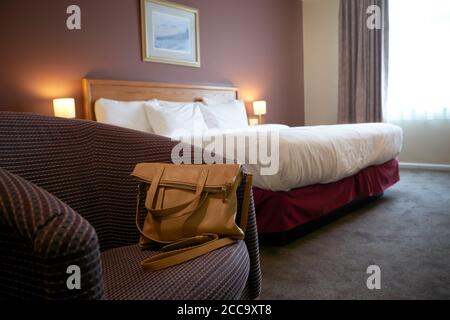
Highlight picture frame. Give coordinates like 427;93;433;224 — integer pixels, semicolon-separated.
140;0;200;67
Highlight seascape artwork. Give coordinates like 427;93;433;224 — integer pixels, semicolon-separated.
142;0;199;67
153;12;191;53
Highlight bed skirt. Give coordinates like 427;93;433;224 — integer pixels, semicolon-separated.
253;158;400;235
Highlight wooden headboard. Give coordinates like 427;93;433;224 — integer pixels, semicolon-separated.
82;78;239;121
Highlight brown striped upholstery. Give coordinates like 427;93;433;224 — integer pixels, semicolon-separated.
0;168;103;299
102;242;249;300
0;112;261;300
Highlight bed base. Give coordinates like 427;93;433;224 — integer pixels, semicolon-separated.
258;193;384;246
253;159;400;245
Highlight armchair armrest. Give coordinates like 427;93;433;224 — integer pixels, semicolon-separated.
236;173;261;299
0;168;103;299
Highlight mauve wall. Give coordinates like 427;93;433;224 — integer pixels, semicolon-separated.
0;0;304;125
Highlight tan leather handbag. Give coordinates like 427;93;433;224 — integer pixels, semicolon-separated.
131;163;252;271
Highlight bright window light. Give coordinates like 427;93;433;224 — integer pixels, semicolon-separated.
386;0;450;121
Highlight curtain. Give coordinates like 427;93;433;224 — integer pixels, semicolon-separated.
338;0;389;123
386;0;450;121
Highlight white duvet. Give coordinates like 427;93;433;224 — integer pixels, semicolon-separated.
176;123;403;192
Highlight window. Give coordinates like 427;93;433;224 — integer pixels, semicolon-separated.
386;0;450;121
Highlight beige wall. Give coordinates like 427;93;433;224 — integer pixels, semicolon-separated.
390;120;450;164
302;0;450;165
303;0;339;125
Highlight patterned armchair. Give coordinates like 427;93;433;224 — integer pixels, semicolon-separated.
0;112;261;300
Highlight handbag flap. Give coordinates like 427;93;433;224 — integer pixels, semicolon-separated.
131;163;241;188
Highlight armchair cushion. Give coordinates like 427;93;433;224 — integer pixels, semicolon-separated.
102;241;249;300
0;168;103;299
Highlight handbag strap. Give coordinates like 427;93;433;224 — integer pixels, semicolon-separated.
239;174;253;233
161;234;218;251
140;237;236;272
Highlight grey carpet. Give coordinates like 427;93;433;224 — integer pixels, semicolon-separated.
259;169;450;299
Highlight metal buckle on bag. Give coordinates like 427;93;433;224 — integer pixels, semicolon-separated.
137;182;147;196
222;186;229;203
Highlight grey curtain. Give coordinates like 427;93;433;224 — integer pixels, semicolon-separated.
338;0;389;123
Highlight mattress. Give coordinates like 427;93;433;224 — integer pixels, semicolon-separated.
179;123;403;192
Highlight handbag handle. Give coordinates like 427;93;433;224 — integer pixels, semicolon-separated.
135;188;209;245
145;166;209;217
135;166;210;245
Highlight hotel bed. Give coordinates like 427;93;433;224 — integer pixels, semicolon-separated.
82;79;402;240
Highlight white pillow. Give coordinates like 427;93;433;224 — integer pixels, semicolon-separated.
95;98;153;133
143;100;208;137
199;100;249;130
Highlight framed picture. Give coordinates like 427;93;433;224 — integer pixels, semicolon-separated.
141;0;200;67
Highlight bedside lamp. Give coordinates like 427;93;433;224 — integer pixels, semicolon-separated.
53;98;76;119
253;100;267;124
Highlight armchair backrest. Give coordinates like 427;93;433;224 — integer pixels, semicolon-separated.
0;112;177;251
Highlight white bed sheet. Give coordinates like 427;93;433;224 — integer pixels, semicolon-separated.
177;123;403;192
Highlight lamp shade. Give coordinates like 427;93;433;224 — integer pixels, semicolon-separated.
53;98;76;119
253;100;267;116
249;118;259;126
